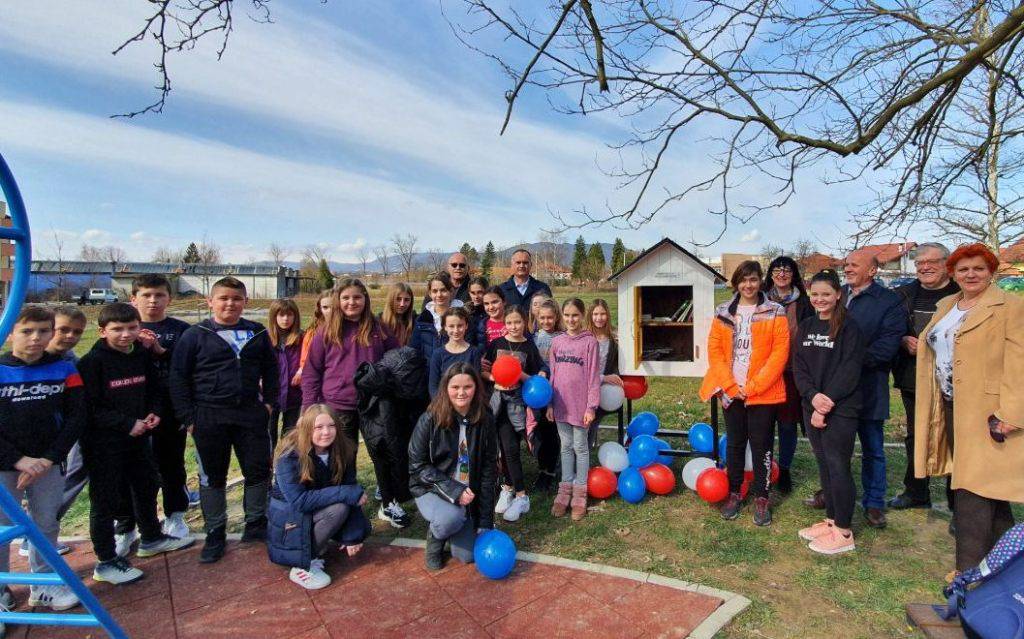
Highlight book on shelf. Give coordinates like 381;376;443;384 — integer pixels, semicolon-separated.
670;300;692;322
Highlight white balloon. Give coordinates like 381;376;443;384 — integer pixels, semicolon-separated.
598;441;629;473
599;383;625;412
681;457;716;491
744;443;753;471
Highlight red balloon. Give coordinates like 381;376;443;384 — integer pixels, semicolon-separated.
587;467;618;499
639;463;676;495
696;468;729;503
621;375;649;400
491;355;522;387
770;461;780;484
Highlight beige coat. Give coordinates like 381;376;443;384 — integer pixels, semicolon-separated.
914;284;1024;502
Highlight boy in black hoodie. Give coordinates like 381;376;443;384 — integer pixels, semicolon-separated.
0;305;85;614
169;277;279;563
78;303;194;585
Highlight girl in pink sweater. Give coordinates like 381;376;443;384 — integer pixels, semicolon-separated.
546;298;601;521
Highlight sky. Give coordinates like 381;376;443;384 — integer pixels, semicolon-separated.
0;1;902;264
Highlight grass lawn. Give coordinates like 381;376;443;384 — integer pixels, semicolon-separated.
58;289;957;638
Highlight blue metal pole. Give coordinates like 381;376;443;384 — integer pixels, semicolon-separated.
0;151;30;346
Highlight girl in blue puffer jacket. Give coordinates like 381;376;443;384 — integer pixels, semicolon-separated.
268;404;370;590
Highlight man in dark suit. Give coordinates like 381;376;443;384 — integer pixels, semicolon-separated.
498;249;552;310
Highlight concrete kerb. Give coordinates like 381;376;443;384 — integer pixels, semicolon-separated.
388;536;750;639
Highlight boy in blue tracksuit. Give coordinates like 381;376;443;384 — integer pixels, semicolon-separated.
0;306;85;614
170;277;279;563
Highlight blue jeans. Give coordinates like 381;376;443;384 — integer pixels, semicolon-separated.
857;419;886;509
776;422;798;469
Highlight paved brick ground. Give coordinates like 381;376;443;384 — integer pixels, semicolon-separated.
3;541;725;638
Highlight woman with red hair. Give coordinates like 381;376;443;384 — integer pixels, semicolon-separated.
914;243;1024;572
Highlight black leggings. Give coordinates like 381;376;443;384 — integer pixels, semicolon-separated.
268;407;300;450
724;400;776;498
531;409;559;475
804;408;858;529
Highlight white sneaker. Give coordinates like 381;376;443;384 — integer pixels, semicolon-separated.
136;533;195;558
93;557;144;585
494;487;515;514
162;512;190;539
19;539;71;557
377;501;410;528
28;584;79;611
115;530;139;558
503;494;531;522
289;557;331;590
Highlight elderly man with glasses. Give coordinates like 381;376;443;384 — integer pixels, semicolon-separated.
422;252;472;310
888;243;960;515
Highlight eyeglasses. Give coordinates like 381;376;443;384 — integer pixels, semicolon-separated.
772;267;793;274
449;263;467;269
914;258;944;267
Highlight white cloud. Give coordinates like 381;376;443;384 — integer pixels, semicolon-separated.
740;229;761;243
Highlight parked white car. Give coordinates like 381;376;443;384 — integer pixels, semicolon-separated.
79;288;119;305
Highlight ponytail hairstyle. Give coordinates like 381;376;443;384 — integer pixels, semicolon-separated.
268;298;302;348
426;362;487;429
586;298;615;340
325;278;378;347
810;269;847;340
440;306;471;338
380;282;415;345
274;404;354;485
537;299;564;333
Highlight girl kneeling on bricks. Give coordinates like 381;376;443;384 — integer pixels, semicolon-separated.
793;270;864;555
268;404;370;590
408;362;498;571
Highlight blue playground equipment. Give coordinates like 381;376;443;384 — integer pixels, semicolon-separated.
0;151;127;638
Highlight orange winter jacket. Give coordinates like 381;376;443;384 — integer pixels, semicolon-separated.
699;293;790;406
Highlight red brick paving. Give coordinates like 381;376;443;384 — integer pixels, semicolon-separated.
5;541;724;638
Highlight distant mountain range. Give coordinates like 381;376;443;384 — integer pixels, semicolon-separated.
269;241;621;274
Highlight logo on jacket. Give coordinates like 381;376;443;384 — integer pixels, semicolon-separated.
0;382;65;401
554;354;584;366
109;375;146;389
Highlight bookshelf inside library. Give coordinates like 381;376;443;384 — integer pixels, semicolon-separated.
637;285;695;362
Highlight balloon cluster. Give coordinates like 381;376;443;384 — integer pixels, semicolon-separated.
682;433;780;505
589;411;676;504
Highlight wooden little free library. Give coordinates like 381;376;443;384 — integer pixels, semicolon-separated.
609;238;726;379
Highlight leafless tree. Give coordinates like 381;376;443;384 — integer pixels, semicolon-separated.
267;242;289;267
355;244;371;277
451;0;1024;243
792;239;818;264
196;237;221;265
391;233;419;279
80;244;128;264
426;248;447;273
152;246;183;263
373;244;392;279
760;243;785;263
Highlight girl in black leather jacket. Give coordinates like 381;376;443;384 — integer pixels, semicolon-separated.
408;362;498;570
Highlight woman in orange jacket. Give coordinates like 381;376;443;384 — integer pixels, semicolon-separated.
700;260;790;526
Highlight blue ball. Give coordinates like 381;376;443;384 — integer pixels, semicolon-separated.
717;434;727;461
653;438;674;466
627;412;660;439
521;375;553;409
628;434;659;468
618;466;647;503
688;422;715;454
473;529;517;580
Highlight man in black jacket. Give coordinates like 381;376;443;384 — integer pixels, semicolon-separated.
421;252;472;310
887;243;959;511
498;249;553;310
169;277;279;563
79;304;194;585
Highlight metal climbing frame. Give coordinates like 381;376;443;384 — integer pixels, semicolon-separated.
0;151;127;638
616;397;720;463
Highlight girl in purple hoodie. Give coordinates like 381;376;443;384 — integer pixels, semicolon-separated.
268;298;304;448
546;298;601;521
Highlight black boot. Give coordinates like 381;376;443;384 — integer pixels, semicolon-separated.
424;533;445;571
199;527;226;564
777;468;793;494
241;518;267;543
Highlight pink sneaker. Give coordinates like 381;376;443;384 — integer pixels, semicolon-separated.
798;519;833;541
808;528;855;555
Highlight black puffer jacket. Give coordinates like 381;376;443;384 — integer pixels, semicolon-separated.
408;410;498;530
353;346;428;445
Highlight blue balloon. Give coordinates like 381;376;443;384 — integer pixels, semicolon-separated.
473;529;517;580
717;434;728;461
618;466;647;503
653;438;674;466
628;434;659;468
521;375;553;409
627;412;660;439
688;422;714;453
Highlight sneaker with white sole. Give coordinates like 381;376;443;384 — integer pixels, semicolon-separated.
162;512;190;539
136;534;195;558
289;557;331;590
798;519;834;542
19;539;71;557
808;528;856;555
374;486;382;502
93;557;144;585
503;494;530;522
377;501;410;528
494;487;514;514
28;584;79;611
115;529;139;558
